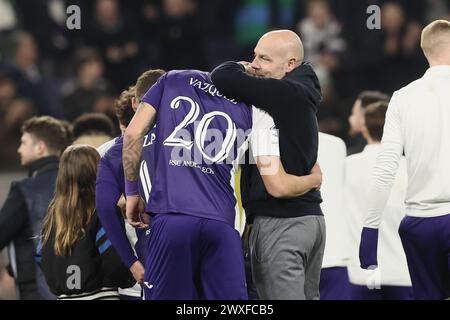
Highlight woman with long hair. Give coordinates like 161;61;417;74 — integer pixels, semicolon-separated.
38;145;134;300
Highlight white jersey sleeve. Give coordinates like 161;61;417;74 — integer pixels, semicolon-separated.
250;106;280;158
97;137;118;157
364;93;404;228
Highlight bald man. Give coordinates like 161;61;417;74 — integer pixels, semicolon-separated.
359;20;450;300
212;30;325;300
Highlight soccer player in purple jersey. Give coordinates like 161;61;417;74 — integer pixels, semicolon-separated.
95;70;165;300
123;69;322;300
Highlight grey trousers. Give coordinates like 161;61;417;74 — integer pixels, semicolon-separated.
249;215;326;300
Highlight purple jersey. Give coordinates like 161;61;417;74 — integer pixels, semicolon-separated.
141;70;278;227
95;131;155;268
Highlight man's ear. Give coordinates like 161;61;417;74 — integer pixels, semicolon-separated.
36;140;47;156
131;96;139;112
119;123;126;135
285;58;298;73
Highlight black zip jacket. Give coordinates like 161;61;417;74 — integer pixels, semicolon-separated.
38;213;135;299
211;61;323;221
0;156;59;299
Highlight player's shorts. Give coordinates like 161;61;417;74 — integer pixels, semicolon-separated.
143;213;248;300
399;214;450;300
320;267;352;300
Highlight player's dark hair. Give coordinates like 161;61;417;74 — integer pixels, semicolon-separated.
364;101;389;141
21;116;72;156
358;91;390;109
72;113;115;139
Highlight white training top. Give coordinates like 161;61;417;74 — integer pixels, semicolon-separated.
345;144;411;286
317;132;350;268
365;65;450;228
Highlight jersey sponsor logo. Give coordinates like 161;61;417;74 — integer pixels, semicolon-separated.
168;159;215;175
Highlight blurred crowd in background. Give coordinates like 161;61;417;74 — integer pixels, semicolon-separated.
0;0;449;170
